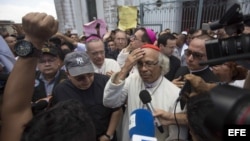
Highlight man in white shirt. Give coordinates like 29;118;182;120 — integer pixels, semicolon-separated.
86;36;120;77
175;34;188;66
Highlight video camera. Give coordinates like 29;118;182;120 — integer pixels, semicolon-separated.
199;3;250;66
204;85;250;140
194;3;250;140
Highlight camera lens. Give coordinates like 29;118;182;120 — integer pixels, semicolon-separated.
205;34;250;61
221;34;250;55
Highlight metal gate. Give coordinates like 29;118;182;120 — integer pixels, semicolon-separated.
139;0;250;34
139;0;194;33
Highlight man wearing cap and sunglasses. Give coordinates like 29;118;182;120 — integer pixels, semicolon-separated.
51;51;122;141
173;34;219;88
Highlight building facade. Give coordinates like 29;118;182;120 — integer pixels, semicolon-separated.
54;0;250;35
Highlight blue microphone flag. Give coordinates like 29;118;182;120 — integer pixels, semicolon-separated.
129;109;155;139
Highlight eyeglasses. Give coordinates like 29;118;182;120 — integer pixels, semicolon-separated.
38;57;57;64
73;73;94;82
130;35;142;41
137;61;159;68
184;49;205;59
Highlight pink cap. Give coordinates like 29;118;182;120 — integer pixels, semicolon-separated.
85;35;101;42
145;28;157;44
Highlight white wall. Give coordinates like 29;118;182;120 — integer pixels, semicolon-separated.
54;0;89;35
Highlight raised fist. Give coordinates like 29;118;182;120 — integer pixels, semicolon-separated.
22;12;58;48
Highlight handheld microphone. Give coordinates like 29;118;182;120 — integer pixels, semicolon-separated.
129;109;156;140
139;90;164;133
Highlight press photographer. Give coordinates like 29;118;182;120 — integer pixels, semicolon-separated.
200;3;250;66
187;3;250;141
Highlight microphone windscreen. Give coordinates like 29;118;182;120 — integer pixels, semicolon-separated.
129;109;155;138
139;90;151;104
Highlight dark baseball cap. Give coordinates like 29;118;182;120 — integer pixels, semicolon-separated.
41;46;58;56
64;52;94;76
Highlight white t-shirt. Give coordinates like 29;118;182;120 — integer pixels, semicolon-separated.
92;58;121;75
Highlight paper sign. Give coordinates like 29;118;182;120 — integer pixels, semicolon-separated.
83;19;107;37
118;6;138;30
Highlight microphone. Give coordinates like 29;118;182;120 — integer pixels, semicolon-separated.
139;90;164;133
129;109;156;141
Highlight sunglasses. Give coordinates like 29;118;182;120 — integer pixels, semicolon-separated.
184;49;205;59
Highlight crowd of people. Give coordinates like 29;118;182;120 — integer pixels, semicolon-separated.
0;11;250;141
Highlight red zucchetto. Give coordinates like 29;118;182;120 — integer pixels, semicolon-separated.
141;44;160;51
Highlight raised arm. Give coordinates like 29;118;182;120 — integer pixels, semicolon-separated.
103;48;144;108
154;109;188;126
1;12;58;141
54;32;79;47
113;48;144;84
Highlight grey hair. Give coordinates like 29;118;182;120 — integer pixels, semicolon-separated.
158;52;170;75
85;39;103;51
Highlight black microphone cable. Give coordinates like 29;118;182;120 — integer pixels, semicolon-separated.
174;99;180;141
175;79;192;141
